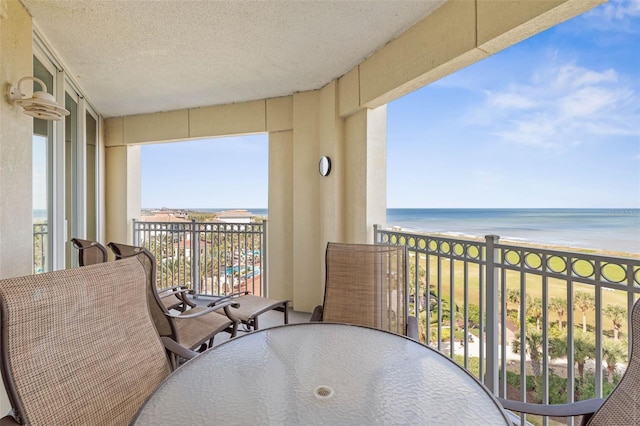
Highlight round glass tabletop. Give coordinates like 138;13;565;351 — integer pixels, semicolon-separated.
134;323;510;425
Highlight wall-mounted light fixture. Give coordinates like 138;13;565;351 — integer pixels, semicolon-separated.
319;156;331;177
7;76;70;121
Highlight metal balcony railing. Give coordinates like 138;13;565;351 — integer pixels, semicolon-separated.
33;223;48;274
375;224;640;426
133;219;267;298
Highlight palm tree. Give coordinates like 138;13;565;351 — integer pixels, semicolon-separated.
604;304;626;340
549;297;567;330
527;296;543;331
548;330;595;381
602;339;628;384
512;326;544;378
574;331;596;381
574;291;595;333
507;288;521;322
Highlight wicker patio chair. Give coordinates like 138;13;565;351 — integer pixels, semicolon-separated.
498;297;640;425
0;256;196;425
71;237;108;266
108;242;238;351
108;241;196;312
311;242;418;340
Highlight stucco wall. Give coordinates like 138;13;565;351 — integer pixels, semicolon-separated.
0;0;34;414
0;0;33;278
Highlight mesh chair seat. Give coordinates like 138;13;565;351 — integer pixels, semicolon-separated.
173;306;237;349
210;293;289;331
312;242;417;339
108;242;237;351
0;257;172;425
71;237;108;266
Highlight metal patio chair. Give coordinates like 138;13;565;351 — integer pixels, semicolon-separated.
311;242;418;340
71;237;108;266
109;241;289;333
498;297;640;425
108;241;196;312
207;290;290;332
108;242;238;351
0;256;195;425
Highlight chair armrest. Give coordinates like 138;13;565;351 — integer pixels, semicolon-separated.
158;288;189;298
310;305;323;322
165;300;240;319
158;288;196;304
406;315;419;340
207;291;251;306
497;397;604;418
160;285;192;292
161;336;197;360
161;336;198;370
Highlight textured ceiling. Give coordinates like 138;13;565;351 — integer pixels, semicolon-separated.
20;0;446;118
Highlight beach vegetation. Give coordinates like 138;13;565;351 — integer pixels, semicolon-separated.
574;291;596;333
603;304;625;340
548;297;566;330
602;339;628;384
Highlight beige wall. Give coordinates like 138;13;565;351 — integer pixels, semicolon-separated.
104;144;141;246
267;130;293;302
343;106;387;244
0;0;33;278
0;0;33;413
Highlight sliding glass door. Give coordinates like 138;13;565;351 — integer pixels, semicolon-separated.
33;38;101;272
32;55;55;273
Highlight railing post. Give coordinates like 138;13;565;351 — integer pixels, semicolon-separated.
133;219;139;246
262;219;268;297
191;219;200;296
485;234;500;394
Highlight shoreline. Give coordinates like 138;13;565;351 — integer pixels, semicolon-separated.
386;226;640;259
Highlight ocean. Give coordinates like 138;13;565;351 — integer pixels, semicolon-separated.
382;208;640;255
155;208;640;255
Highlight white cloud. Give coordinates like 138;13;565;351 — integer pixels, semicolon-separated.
486;92;537;109
582;0;640;32
551;66;617;91
558;86;631;118
600;0;640;20
474;62;638;149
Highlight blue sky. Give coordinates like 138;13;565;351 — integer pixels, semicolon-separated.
142;0;640;210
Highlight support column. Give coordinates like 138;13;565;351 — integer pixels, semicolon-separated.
104;140;141;247
267;130;293;302
343;106;387;244
286;83;386;312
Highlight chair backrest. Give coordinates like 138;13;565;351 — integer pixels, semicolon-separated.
71;237;108;266
0;257;171;425
322;242;408;335
587;298;640;425
108;242;174;338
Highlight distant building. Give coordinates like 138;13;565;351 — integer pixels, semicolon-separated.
140;212;190;223
217;209;255;224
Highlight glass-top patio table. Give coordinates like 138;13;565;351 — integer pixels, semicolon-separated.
133;323;511;425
